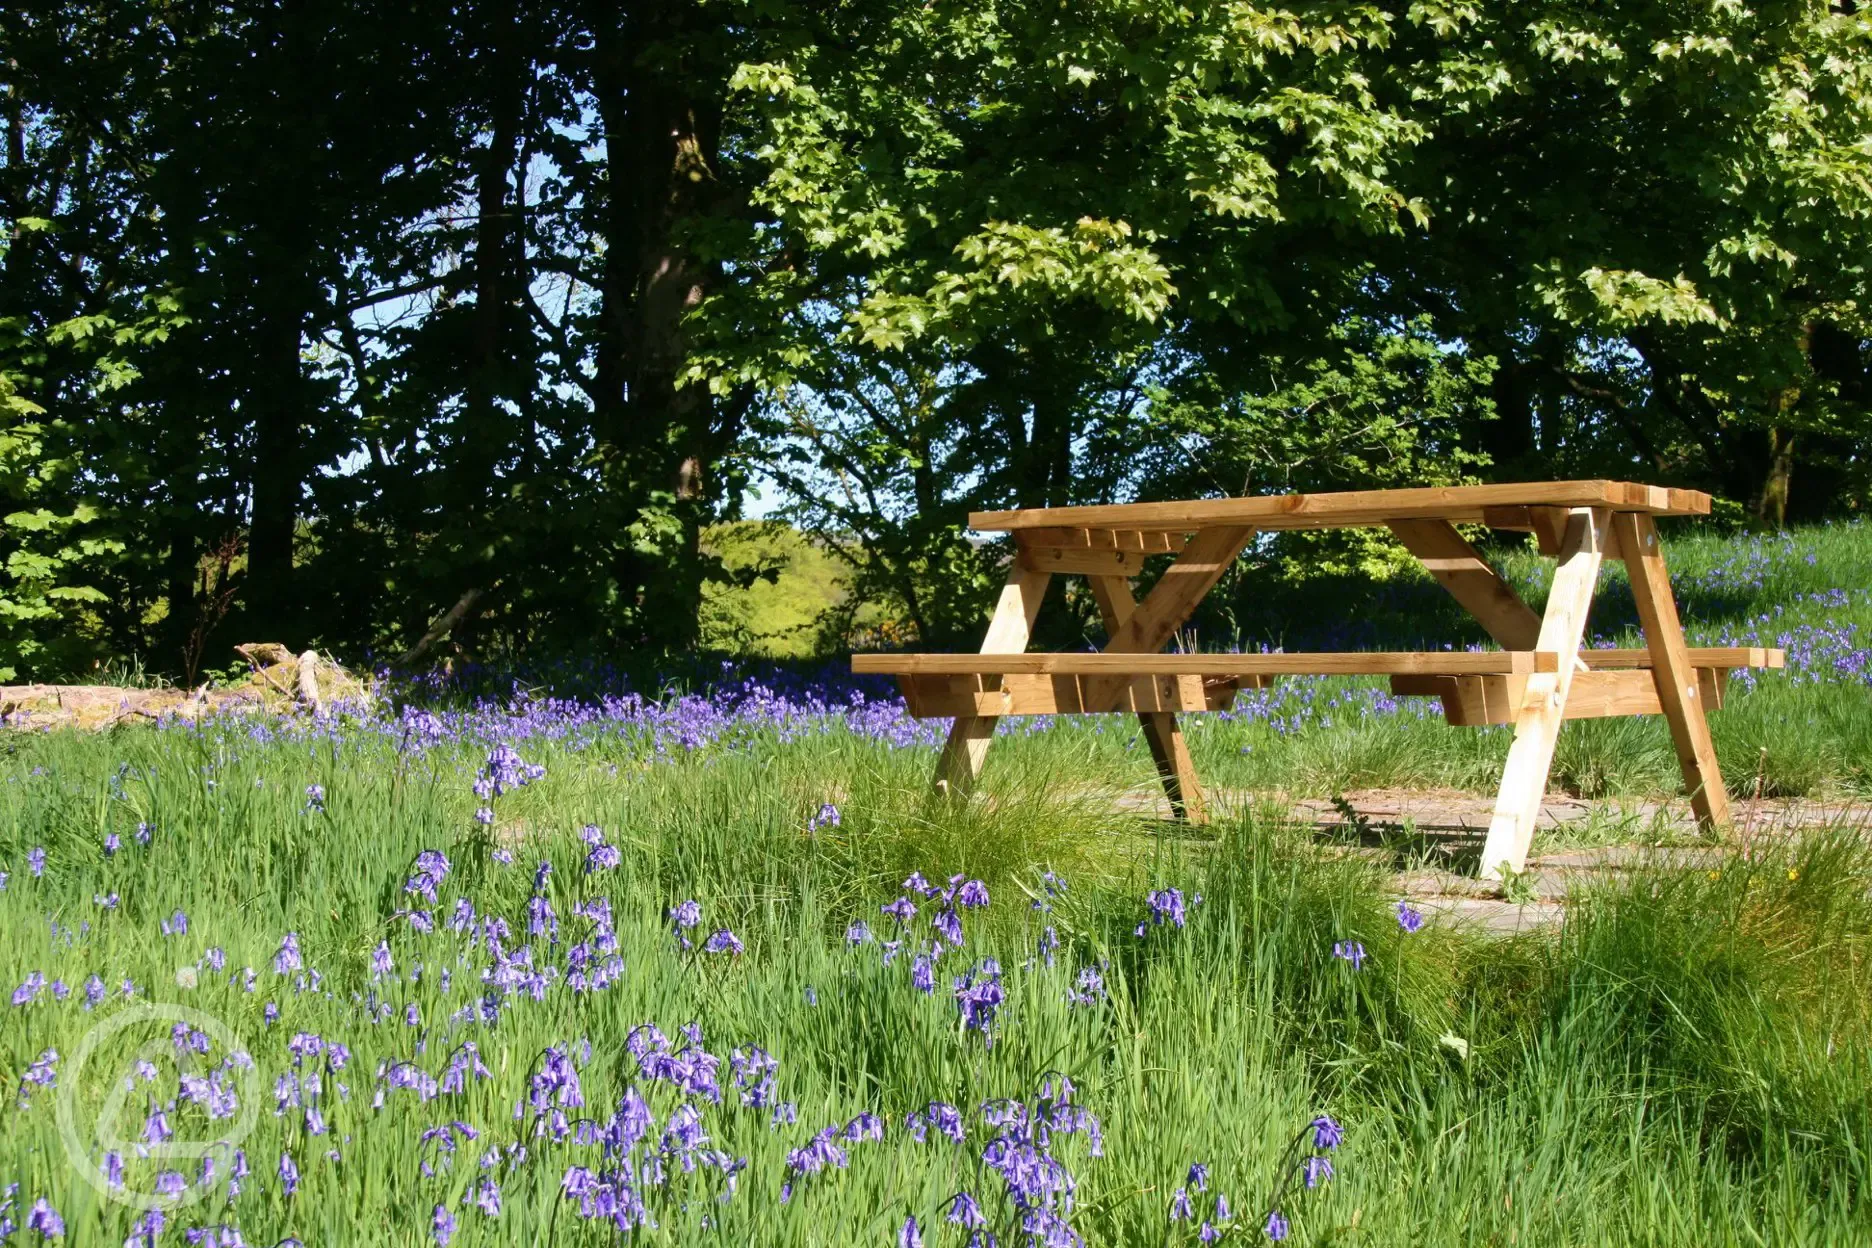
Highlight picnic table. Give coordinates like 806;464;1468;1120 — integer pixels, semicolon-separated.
853;481;1784;880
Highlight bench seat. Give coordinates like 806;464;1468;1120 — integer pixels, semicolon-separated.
1390;647;1784;725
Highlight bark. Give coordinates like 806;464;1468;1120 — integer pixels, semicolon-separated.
459;0;526;504
587;1;737;651
245;292;307;639
1479;339;1538;472
1757;428;1794;529
398;586;488;667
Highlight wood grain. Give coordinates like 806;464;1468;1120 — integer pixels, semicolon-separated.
971;480;1710;532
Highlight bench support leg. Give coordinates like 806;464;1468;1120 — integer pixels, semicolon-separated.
1611;511;1731;832
1479;507;1609;880
1088;575;1207;823
932;563;1052;798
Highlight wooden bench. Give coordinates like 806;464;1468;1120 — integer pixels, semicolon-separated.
852;481;1786;880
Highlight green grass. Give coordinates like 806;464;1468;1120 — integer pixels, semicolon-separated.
5;520;1871;1243
2;708;1868;1245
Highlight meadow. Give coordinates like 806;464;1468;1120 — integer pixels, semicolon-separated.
3;522;1871;1246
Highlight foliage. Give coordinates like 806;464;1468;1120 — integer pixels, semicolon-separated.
2;1;1870;676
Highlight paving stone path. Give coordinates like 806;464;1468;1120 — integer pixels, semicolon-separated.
1119;786;1872;935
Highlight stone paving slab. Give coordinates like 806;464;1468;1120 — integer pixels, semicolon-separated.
1416;897;1566;934
1110;785;1872;934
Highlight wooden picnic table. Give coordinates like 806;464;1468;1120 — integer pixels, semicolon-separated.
852;481;1785;880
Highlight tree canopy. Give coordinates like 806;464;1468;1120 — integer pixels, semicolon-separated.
3;0;1869;677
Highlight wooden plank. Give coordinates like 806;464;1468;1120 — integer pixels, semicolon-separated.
970;480;1711;533
1389;519;1543;650
1016;528;1190;554
1479;507;1609;881
1073;525;1257;713
1612;511;1732;833
931;563;1051;796
1016;546;1154;577
900;672;1242;718
1526;507;1570;557
1088;574;1206;822
856;650;1562;677
1577;647;1783;669
1393;669;1727;725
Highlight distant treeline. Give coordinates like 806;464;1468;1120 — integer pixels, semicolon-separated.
2;2;1870;679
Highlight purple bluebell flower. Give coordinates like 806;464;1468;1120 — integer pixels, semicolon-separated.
432;1204;456;1245
932;907;964;947
1187;1162;1209;1192
903;871;934;896
26;1198;63;1238
135;821;152;844
371;942;393;979
1265;1209;1289;1240
845;920;872;944
842;1111;885;1142
1303;1155;1334;1188
405;851;451;903
1331;941;1367;969
273;932;303;976
898;1215;923;1247
278;1150;298;1197
808;802;841;831
161;910;189;937
947;1191;986;1227
703;928;743;955
1146;888;1187;928
304;784;325;811
1395;900;1425;934
956;880;990;908
952;961;1004;1046
881;896;917;925
13;971;45;1006
911;953;935;994
1311;1115;1343;1150
584;842;621;873
1170;1188;1193;1221
104;832;121;856
27;847;45;876
103;1151;124;1188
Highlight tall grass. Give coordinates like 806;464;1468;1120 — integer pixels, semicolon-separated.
2;719;1867;1244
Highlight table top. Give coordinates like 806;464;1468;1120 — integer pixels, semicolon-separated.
969;480;1709;534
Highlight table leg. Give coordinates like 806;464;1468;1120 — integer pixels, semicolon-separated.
1610;511;1731;831
932;563;1053;798
1088;575;1207;823
1479;507;1609;880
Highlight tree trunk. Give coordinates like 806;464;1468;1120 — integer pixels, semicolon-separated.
1756;427;1794;529
245;294;307;641
459;0;525;506
587;1;733;652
